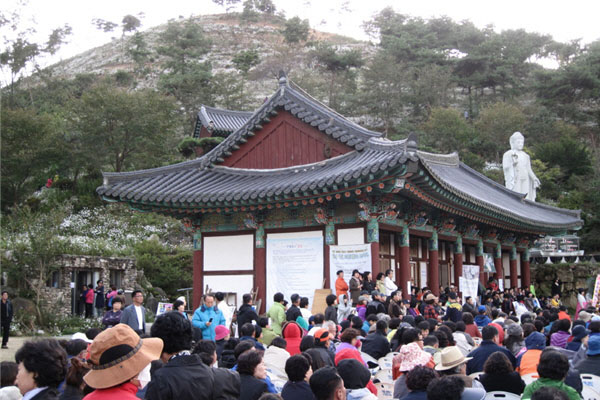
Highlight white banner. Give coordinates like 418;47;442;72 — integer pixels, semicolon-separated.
329;244;372;293
420;261;428;287
266;235;324;310
463;265;480;281
459;277;479;305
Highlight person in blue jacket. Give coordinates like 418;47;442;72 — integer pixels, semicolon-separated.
192;294;226;341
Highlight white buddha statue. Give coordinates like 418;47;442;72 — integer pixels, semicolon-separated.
502;131;540;201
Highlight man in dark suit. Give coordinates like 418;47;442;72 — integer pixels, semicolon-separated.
1;291;13;348
120;289;146;334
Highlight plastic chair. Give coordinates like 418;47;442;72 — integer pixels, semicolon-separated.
581;386;600;400
374;368;393;384
375;382;394;400
377;356;393;370
581;374;600;394
484;392;521;400
469;371;484;380
521;373;539;385
361;352;379;368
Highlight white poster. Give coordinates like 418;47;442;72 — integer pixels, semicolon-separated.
329;244;372;293
459;277;479;305
266;234;324;310
419;261;428;287
463;265;480;281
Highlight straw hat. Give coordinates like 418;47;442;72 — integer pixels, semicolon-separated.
84;324;163;389
398;342;432;372
434;346;472;371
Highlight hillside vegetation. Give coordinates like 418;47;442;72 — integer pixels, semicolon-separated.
2;6;599;304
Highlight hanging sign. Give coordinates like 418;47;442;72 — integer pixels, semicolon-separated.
266;235;324;310
329;244;372;293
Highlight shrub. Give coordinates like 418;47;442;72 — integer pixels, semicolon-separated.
134;239;193;298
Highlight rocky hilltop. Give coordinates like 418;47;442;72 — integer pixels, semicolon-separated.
47;13;373;104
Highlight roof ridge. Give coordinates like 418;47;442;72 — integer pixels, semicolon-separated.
286;81;382;138
212;150;359;175
417;150;460;166
101;158;207;185
201;104;254;116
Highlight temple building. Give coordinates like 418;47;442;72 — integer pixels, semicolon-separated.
97;74;582;311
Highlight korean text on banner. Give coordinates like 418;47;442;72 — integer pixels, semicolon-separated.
459;277;479;305
266;236;323;310
329;244;372;293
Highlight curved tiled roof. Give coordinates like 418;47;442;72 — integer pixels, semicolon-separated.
417;151;582;230
98;142;415;206
193;105;253;137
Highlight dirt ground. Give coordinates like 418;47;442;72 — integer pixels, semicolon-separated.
0;335;70;363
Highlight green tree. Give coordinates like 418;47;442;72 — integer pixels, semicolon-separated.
534;40;600;128
2;205;70;326
421;108;473;152
69;85;180;172
134;239;192;298
157;18;213;128
535;136;593;186
473;102;526;162
1;109;66;209
311;42;363;110
282;16;310;44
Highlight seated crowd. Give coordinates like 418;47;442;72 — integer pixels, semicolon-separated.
2;270;600;400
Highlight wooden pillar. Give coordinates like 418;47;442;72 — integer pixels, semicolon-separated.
192;232;203;310
494;242;503;290
509;245;518;289
399;225;410;299
367;219;381;277
522;249;531;288
428;230;440;296
254;226;266;314
476;239;485;286
454;234;463;292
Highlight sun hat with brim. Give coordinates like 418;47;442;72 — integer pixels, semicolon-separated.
587;335;600;356
434;346;472;371
398;342;432;372
84;324;163;389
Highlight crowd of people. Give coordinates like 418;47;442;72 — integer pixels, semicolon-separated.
2;271;600;400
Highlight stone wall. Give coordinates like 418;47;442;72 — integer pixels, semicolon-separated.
530;262;599;310
39;255;138;317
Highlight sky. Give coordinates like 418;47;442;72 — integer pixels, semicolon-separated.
2;0;600;81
